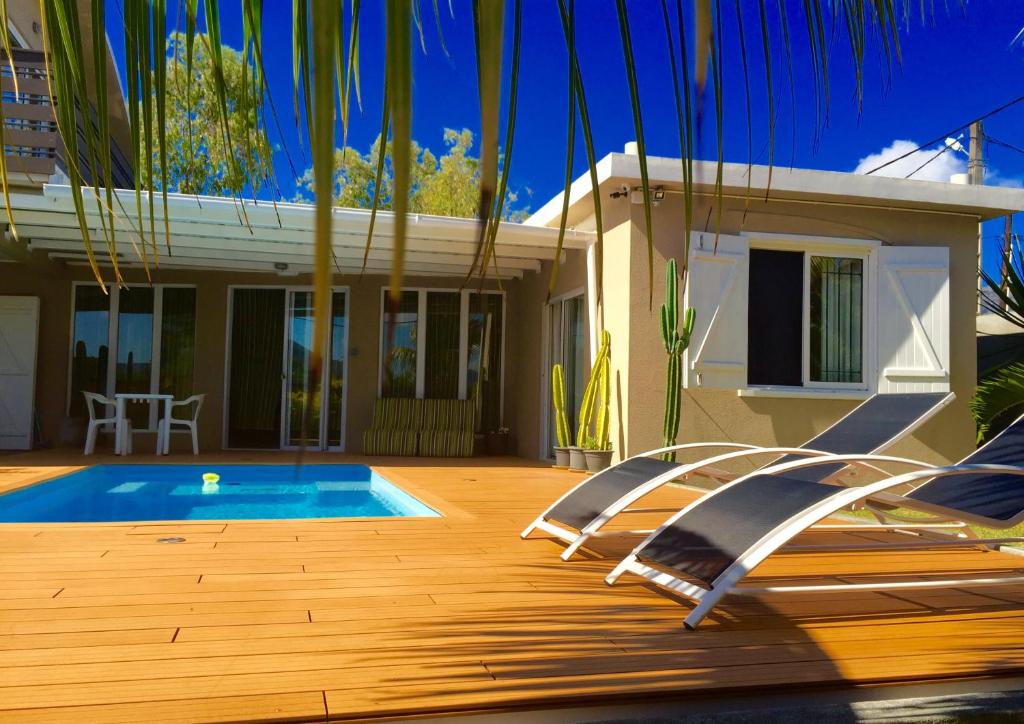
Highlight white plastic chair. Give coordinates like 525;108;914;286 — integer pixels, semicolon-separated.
161;394;204;455
82;391;130;455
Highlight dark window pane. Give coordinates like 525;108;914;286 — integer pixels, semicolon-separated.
327;291;347;447
748;249;803;386
810;256;863;383
467;293;503;432
116;287;154;429
159;287;196;400
381;290;419;398
69;285;110;419
228;288;284;448
424;291;461;399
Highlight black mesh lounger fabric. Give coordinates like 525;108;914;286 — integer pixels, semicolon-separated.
546;457;679;531
544;392;947;532
775;392;948;482
637;474;839;587
907;415;1024;525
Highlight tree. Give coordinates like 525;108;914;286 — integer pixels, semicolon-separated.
295;128;528;220
140;33;273;197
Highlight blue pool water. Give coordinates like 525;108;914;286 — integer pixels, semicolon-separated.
0;465;440;522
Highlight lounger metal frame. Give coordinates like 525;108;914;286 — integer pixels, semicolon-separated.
523;392;954;560
605;453;1024;630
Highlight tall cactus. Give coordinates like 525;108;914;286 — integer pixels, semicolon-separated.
661;258;695;461
577;330;611;448
552;363;571;448
594;354;611;450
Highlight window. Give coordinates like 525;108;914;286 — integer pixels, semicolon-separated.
379;288;505;428
69;284;197;429
746;250;865;389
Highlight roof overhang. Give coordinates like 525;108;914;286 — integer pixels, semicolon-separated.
2;185;594;278
527;153;1024;229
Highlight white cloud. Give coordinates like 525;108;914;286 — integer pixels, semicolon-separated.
852;139;966;182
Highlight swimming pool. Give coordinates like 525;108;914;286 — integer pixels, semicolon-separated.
0;465;440;523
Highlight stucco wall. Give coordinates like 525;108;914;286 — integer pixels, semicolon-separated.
607;192;978;467
0;256;504;453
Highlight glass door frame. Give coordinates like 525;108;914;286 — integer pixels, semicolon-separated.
223;284;349;451
539;287;586;460
68;281;197;432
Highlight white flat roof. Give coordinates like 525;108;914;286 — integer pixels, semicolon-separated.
1;185;594;278
527;152;1024;228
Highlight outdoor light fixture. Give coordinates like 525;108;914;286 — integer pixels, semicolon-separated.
273;262;289;271
653;186;666;201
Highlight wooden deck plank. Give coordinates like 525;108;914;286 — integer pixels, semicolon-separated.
2;453;1024;722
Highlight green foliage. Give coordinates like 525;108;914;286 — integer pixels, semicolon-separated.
577;330;611;450
972;244;1024;441
552;363;571;448
660;259;696;461
294;128;528;220
139;34;273;197
972;362;1024;442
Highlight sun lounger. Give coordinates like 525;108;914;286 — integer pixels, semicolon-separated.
605;415;1024;630
522;392;954;560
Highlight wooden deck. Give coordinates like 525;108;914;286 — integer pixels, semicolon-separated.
1;451;1024;722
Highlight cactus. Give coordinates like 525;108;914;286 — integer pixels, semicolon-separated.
594;355;611;450
577;330;612;449
552;363;571;448
661;259;696;461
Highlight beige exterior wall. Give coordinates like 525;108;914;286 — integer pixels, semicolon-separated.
0;256;506;454
604;192;977;469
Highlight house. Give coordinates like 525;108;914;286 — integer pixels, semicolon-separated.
3;140;1024;459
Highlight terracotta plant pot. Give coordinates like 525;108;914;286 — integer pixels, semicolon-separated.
584;449;614;473
568;446;588;472
552;446;571;469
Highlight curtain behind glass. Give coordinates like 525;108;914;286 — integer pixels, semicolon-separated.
327;291;347;447
116;287;155;428
810;256;863;383
69;285;110;419
159;287;197;400
382;290;419;398
228;288;285;448
467;293;503;432
425;291;461;399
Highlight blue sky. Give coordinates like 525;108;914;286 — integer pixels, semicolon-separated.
105;1;1024;275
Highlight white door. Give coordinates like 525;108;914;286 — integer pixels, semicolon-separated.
0;296;39;450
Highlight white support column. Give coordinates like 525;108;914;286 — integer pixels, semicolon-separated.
586;240;599;365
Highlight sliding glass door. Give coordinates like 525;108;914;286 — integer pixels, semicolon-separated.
546;293;585;455
227;287;348;450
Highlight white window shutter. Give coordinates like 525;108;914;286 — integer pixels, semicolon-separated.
876;246;950;393
683;233;749;389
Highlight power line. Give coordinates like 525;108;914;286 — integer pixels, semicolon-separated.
904;144;951;179
987;135;1024;157
864;93;1024;175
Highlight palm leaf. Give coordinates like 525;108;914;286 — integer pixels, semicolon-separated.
0;0;17;244
548;0;576;299
465;0;504;282
972;363;1024;442
615;0;654;304
661;0;693;272
480;0;522;281
362;87;391;274
386;0;412;301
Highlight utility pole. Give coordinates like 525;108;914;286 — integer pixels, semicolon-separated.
969;121;985;313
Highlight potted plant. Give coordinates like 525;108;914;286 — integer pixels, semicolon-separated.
576;330;614;473
551;363;571;468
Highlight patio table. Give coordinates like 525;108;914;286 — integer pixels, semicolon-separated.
114;393;173;455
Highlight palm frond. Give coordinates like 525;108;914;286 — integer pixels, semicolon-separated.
386;0;412;301
548;0;576;300
980;240;1024;329
972;362;1024;442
